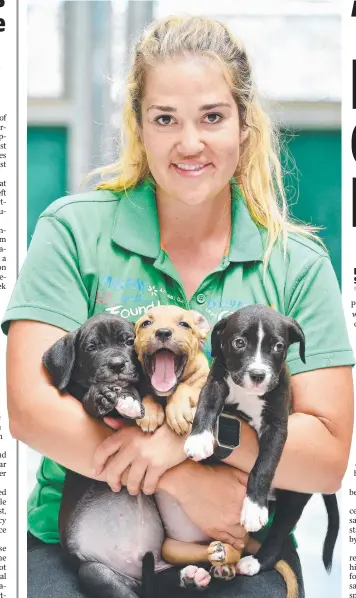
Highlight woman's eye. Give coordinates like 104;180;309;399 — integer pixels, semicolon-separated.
178;321;191;329
125;338;135;346
155;115;174;126
273;342;284;353
140;320;152;328
232;338;246;350
203;113;223;124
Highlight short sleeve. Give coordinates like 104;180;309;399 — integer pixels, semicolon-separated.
285;256;354;375
1;215;90;334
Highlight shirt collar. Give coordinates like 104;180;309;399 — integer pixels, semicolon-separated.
111;178;263;263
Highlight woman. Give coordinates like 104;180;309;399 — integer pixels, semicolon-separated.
3;14;353;598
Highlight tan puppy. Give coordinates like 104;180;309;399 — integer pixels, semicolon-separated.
134;305;210;435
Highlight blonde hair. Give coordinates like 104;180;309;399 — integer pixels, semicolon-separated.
93;14;322;266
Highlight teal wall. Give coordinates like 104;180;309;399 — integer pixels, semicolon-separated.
27;127;68;245
26;127;341;282
283;130;341;282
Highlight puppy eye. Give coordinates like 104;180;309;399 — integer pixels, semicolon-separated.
85;343;97;352
140;320;152;328
178;321;191;329
232;338;246;350
273;342;284;353
125;338;134;346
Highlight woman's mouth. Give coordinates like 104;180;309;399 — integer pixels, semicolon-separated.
172;163;212;177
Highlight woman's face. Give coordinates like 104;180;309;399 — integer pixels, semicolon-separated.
140;56;247;206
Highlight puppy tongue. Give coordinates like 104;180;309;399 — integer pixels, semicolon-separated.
152;351;177;393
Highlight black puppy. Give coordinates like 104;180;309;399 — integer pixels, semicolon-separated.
42;313;159;598
43;312;144;421
184;304;339;578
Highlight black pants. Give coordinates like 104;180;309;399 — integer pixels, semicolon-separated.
27;533;304;598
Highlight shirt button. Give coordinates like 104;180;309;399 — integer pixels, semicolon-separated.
196;293;206;305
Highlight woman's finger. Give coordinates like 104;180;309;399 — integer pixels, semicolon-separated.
105;447;136;492
142;466;163;495
126;460;148;496
93;433;124;475
103;416;126;430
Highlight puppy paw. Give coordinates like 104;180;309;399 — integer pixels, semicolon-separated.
180;565;211;590
84;384;124;418
165;399;195;435
210;564;236;581
136;397;165;433
236;555;261;576
240;496;269;532
184;431;215;461
116;395;144;419
207;541;227;565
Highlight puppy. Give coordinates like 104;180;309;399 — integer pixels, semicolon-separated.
134;305;210;435
43;312;144;420
184;304;339;580
43;313;172;598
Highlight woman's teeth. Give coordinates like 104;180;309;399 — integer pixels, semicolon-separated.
175;164;206;171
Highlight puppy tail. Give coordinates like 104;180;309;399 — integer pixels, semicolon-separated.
322;493;340;572
141;551;156;598
274;560;299;598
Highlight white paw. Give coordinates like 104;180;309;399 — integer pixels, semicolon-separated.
210;564;236;581
240;496;268;532
180;565;211;589
116;396;142;419
184;431;215;461
236;555;261;576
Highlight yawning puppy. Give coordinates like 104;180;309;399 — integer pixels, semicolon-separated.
184;304;339;579
134;305;210;435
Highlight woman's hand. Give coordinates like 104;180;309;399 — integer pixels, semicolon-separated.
93;418;187;495
158;460;248;550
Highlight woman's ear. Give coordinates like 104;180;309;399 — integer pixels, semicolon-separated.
42;330;78;391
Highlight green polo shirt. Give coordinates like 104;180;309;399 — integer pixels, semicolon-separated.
2;178;354;543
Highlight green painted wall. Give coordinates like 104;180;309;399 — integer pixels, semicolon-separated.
26;127;341;282
282;130;341;283
27;127;68;245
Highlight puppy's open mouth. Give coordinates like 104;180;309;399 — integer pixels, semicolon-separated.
144;349;187;395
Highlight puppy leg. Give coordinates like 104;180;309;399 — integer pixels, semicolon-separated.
238;490;311;576
184;375;229;461
165;384;200;435
136;395;165;433
78;561;140;597
240;419;287;534
83;383;143;420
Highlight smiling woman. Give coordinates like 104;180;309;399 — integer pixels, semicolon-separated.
3;12;354;598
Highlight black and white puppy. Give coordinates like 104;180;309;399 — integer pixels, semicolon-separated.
184;304;339;576
43;312;144;420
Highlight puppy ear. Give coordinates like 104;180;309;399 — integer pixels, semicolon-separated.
42;331;78;391
211;317;228;358
285;317;306;364
190;310;210;340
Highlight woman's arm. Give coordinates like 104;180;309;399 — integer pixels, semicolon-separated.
7;319;113;479
223;366;353;494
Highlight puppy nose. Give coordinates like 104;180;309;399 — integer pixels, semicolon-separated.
109;356;126;370
249;369;266;383
155;328;173;341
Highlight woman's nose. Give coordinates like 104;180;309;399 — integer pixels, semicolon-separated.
176;124;204;155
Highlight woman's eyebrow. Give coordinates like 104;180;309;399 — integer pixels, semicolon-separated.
147;102;231;112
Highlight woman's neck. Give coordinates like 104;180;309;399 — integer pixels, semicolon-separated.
156;185;232;251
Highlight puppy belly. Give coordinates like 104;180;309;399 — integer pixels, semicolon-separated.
155;491;210;543
65;486;169;579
